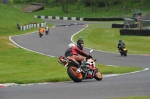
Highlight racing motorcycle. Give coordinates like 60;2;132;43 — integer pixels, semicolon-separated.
39;33;43;38
119;47;127;56
58;49;102;82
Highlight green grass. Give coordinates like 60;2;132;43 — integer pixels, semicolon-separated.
73;23;150;54
113;96;150;99
0;47;142;84
0;4;144;84
0;4;44;36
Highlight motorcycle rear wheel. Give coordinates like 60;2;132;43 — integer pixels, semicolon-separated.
124;52;127;56
94;70;102;81
123;50;127;56
67;66;83;82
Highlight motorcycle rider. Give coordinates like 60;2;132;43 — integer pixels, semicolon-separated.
45;25;49;35
65;43;89;67
39;26;44;37
77;37;84;50
117;40;125;51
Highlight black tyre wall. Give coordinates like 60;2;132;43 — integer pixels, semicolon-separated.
120;29;150;36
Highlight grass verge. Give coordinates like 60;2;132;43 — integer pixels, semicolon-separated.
113;96;150;99
0;47;142;84
73;23;150;54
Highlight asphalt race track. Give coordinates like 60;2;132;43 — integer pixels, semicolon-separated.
0;20;150;99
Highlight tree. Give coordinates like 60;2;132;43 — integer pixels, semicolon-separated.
138;0;141;9
59;0;69;13
77;0;82;9
104;0;108;11
90;0;94;12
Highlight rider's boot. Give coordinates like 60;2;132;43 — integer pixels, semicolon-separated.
74;61;83;73
74;61;80;68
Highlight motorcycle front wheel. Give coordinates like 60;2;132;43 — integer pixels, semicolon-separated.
67;66;83;82
94;70;102;81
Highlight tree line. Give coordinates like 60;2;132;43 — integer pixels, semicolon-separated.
11;0;150;13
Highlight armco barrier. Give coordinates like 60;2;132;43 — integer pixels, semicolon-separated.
120;29;150;36
17;22;46;31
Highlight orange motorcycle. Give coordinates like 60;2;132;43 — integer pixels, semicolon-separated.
58;49;102;82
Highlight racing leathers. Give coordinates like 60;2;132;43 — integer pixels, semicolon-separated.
65;46;88;65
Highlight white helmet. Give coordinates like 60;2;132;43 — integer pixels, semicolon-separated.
68;43;76;48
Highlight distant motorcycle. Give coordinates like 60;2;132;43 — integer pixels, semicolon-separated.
119;47;127;56
39;33;43;38
58;49;102;82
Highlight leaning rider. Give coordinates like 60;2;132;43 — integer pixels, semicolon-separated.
77;37;84;50
64;43;89;67
117;40;125;51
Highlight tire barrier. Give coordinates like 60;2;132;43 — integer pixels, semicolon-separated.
112;24;124;28
112;24;138;28
120;29;150;36
124;24;138;28
34;15;124;21
83;18;124;21
17;22;46;31
34;15;83;21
